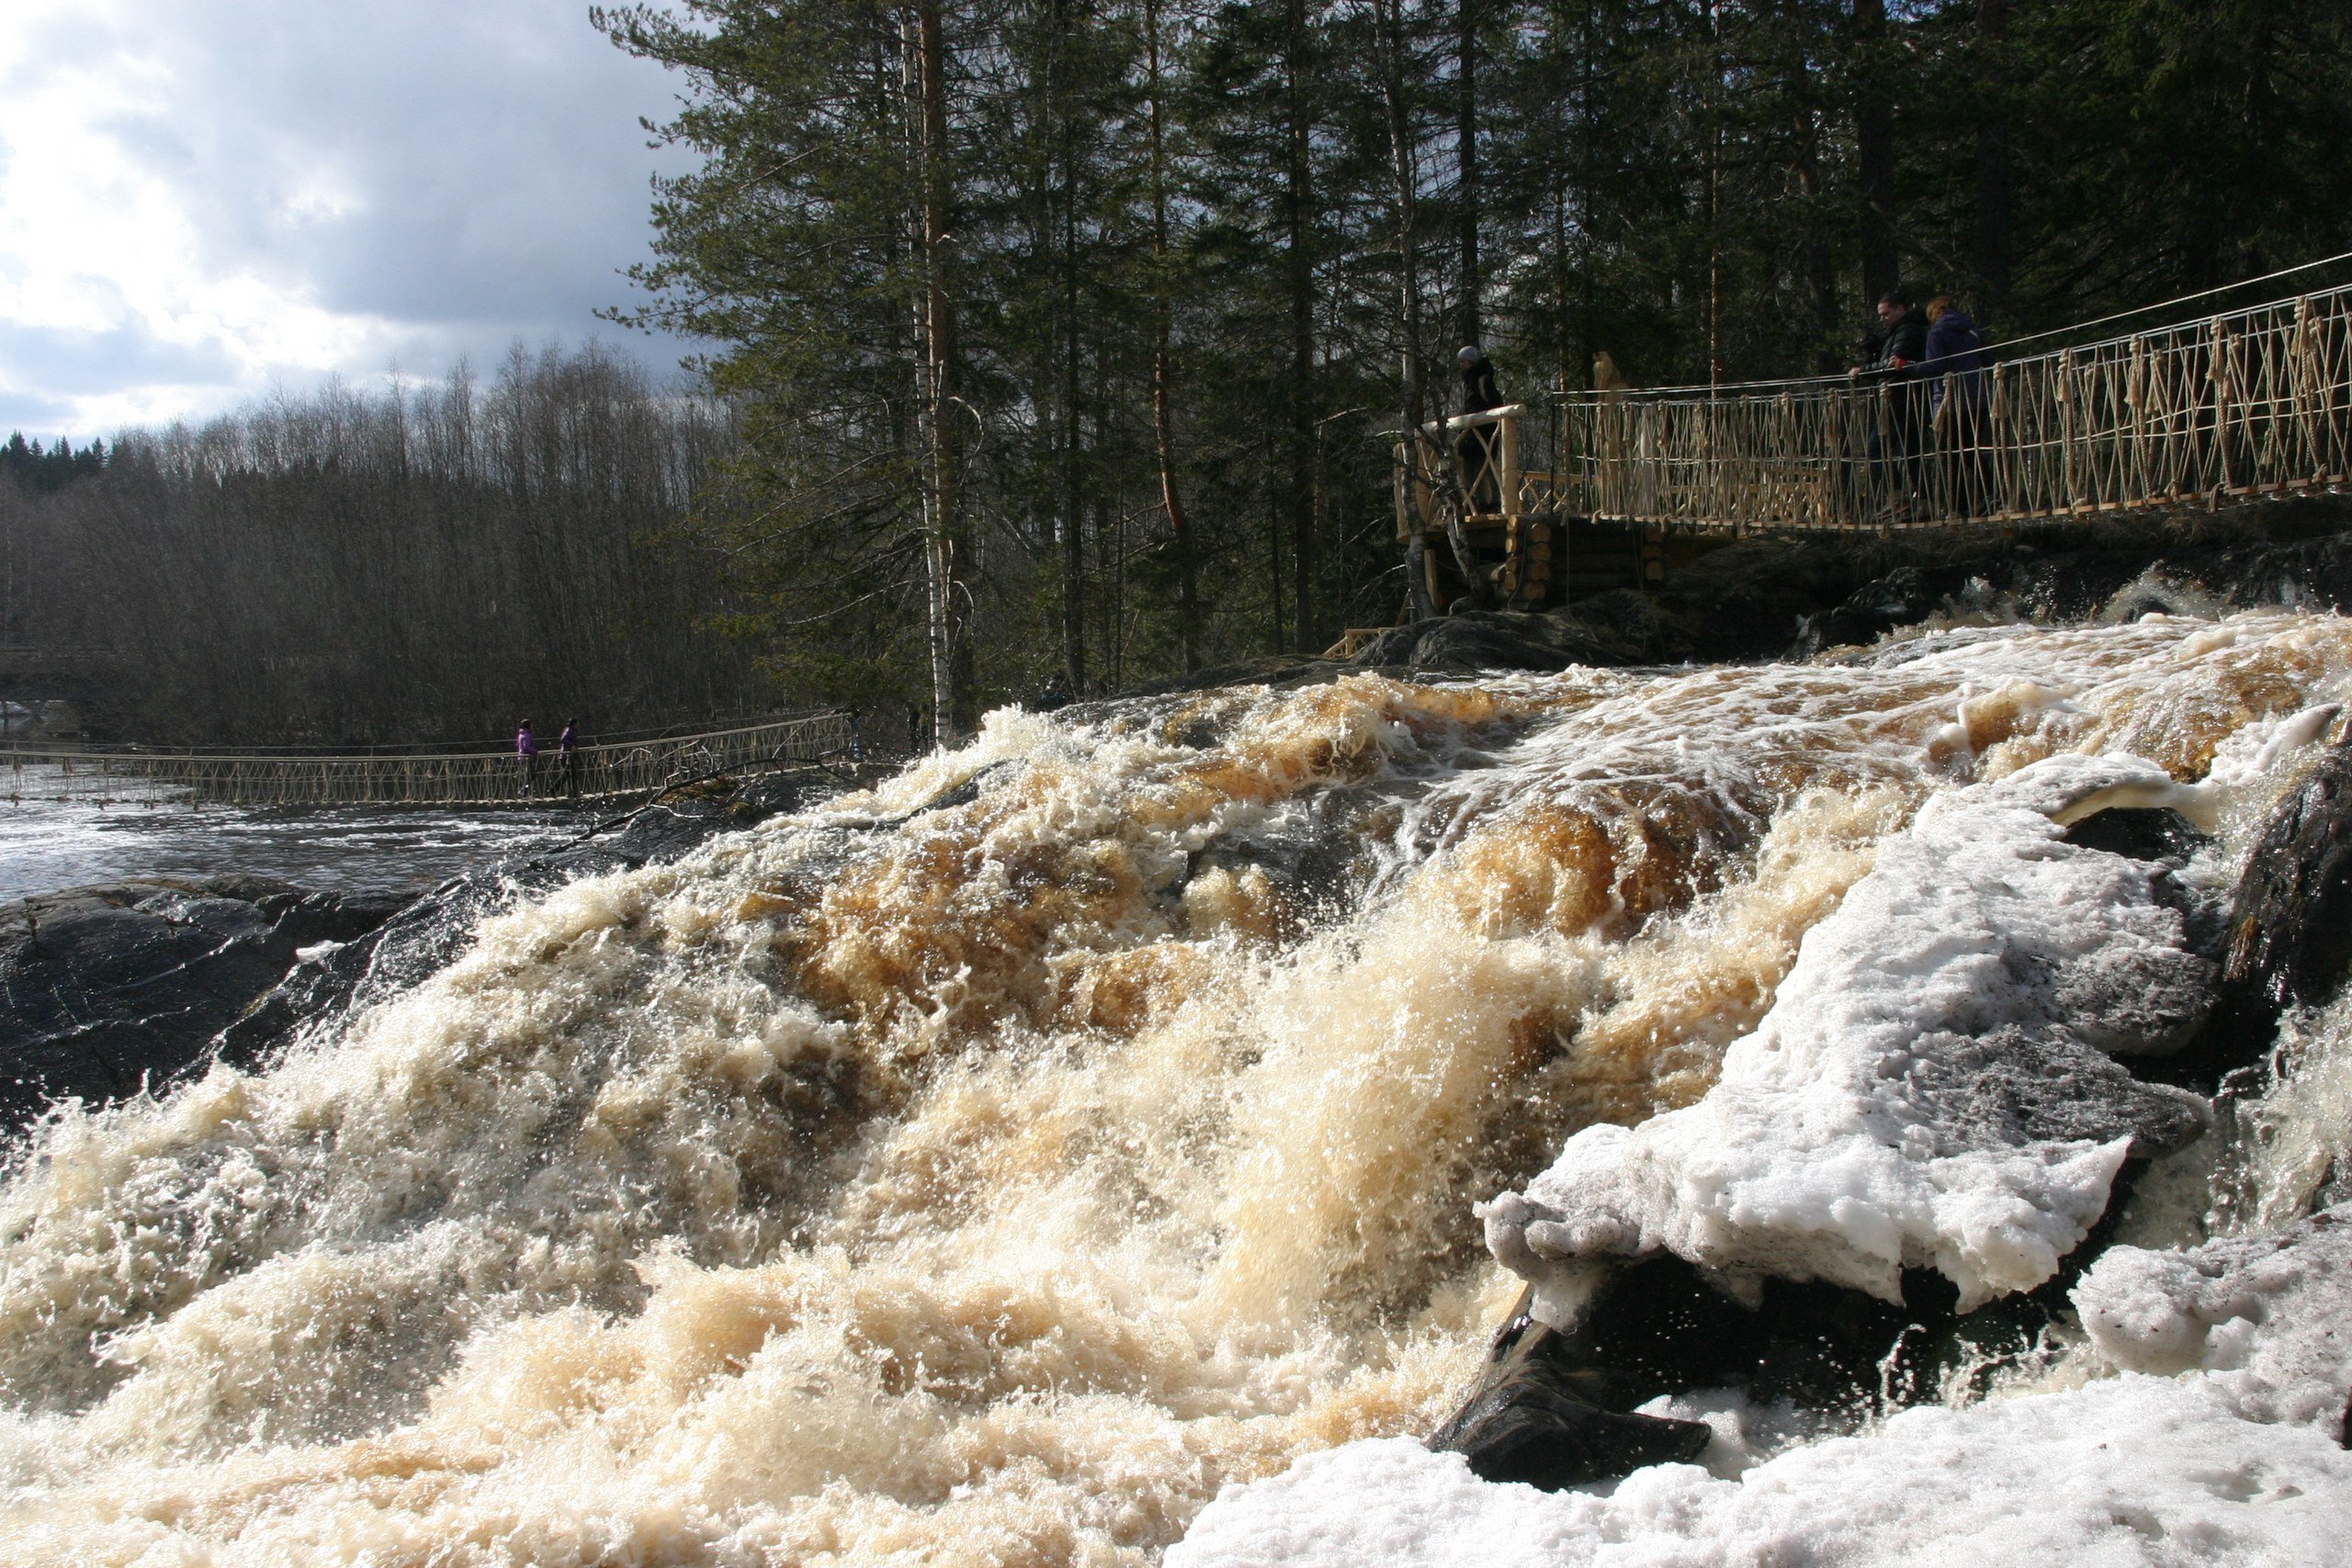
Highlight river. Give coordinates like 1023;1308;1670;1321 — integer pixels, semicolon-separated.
0;797;582;901
1;611;2348;1564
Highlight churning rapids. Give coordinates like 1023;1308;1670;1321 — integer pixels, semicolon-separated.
5;610;2352;1564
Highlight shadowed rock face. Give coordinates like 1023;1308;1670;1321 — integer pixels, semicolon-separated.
1427;1298;1713;1488
2223;737;2352;1017
1335;501;2352;682
0;877;409;1131
3;772;850;1135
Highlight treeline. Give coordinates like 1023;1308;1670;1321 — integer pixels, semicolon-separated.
1;435;107;495
3;344;764;745
597;0;2352;729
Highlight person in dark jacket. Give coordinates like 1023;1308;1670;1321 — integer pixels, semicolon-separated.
1920;297;1987;409
1035;672;1071;713
1849;291;1930;511
1460;345;1503;412
557;718;581;799
1456;345;1505;511
515;719;538;798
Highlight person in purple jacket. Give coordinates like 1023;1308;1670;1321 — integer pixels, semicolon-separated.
515;718;538;798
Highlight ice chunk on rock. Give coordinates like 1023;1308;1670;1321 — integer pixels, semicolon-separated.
2076;1203;2352;1435
1484;754;2211;1314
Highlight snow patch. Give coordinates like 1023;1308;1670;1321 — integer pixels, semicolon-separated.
1171;1377;2352;1568
2077;1203;2352;1433
1483;754;2211;1313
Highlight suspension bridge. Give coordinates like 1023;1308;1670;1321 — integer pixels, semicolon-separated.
1396;268;2352;612
3;710;861;809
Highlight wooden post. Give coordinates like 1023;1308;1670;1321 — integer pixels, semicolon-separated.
1498;408;1521;525
2211;320;2235;496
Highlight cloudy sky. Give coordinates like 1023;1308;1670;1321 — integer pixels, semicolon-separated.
0;0;698;443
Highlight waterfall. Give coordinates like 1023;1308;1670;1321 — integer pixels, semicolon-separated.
4;610;2349;1565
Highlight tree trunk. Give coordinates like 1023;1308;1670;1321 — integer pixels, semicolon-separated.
1375;0;1471;616
1972;0;2012;321
1284;0;1318;653
1704;0;1722;386
1060;120;1086;694
1853;0;1898;308
913;3;960;745
1456;0;1481;349
1142;0;1197;671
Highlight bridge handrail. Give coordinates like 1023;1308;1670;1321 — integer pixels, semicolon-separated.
1512;274;2352;533
0;710;843;764
2;709;861;807
1555;251;2352;404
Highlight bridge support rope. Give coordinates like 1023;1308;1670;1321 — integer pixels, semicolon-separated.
3;711;858;809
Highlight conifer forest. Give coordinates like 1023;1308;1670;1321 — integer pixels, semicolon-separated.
11;0;2350;743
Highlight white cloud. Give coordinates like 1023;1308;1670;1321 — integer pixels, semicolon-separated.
0;0;695;440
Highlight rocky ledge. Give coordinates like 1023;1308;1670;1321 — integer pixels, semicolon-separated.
0;876;408;1132
1140;496;2352;693
0;767;853;1135
1433;732;2352;1488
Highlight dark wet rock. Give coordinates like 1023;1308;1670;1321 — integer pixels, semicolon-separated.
1895;1025;2208;1152
1300;497;2352;682
2060;806;2208;864
1790;563;1986;660
1433;1208;2169;1489
1431;1252;2075;1487
0;877;407;1131
2146;736;2352;1096
2221;736;2352;1017
1351;607;1643;675
1428;1292;1713;1488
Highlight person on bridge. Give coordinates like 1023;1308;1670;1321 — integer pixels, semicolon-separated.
1924;297;1994;513
1921;297;1988;408
557;718;580;799
515;719;538;798
1034;672;1072;713
1457;345;1506;513
1850;291;1931;513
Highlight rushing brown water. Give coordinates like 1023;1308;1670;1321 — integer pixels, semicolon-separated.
2;610;2348;1565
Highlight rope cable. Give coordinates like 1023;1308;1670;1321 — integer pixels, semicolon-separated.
1557;250;2352;401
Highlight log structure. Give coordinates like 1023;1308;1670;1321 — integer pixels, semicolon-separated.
1396;279;2352;606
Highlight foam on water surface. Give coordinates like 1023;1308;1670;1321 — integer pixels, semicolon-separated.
1;614;2349;1564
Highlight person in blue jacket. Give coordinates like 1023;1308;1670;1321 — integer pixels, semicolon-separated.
1921;297;1988;411
1923;296;1994;513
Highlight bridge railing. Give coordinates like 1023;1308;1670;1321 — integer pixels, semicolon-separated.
2;710;858;808
1539;281;2352;533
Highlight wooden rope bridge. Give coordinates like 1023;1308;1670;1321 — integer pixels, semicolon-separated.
1394;276;2352;613
3;710;859;809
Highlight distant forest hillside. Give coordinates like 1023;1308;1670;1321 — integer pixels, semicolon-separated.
2;345;763;746
9;1;2348;744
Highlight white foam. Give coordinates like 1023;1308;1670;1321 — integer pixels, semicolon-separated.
1172;1376;2352;1568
